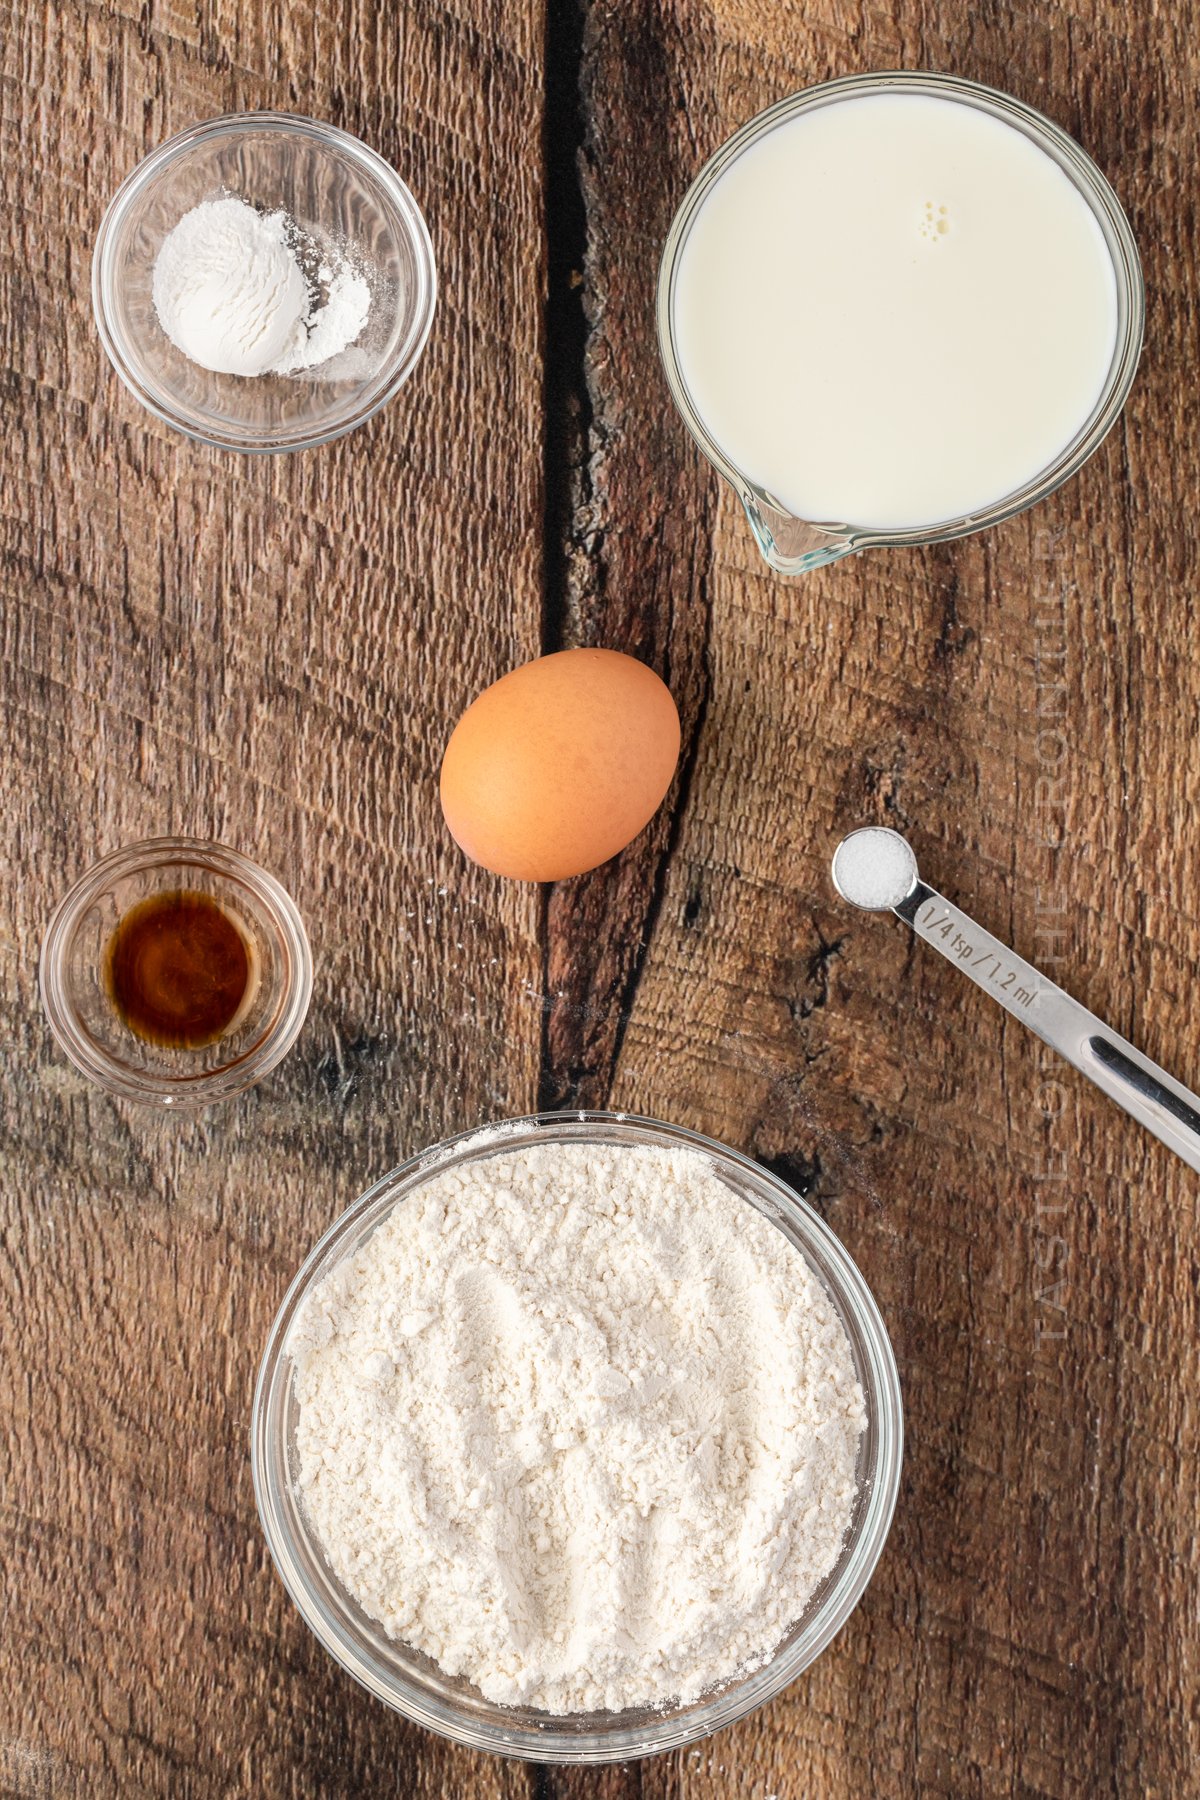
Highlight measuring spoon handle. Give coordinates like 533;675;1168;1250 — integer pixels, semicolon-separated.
897;881;1200;1175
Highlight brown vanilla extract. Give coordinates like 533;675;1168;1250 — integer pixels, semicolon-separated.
105;890;253;1049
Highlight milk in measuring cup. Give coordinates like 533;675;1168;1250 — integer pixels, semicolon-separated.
671;93;1120;531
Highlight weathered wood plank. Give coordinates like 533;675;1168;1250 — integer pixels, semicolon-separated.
542;2;1200;1798
0;0;545;1793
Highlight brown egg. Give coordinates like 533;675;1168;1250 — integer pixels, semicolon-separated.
439;649;681;881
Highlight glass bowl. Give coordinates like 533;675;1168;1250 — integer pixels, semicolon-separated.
657;69;1144;573
93;113;437;452
39;837;313;1106
252;1112;903;1762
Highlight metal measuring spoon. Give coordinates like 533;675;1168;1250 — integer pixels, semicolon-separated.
831;826;1200;1174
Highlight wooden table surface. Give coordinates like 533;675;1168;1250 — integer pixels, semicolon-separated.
3;0;1198;1794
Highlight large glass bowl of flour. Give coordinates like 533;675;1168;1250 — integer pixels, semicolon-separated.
93;113;436;452
252;1113;902;1762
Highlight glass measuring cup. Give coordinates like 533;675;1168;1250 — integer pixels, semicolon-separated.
656;71;1144;574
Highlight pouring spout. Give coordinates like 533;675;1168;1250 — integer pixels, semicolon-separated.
742;491;859;573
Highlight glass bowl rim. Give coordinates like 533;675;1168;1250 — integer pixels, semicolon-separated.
251;1109;904;1762
91;110;438;454
655;67;1145;563
38;835;313;1105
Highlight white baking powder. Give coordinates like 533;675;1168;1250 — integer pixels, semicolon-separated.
292;1139;866;1713
152;195;370;378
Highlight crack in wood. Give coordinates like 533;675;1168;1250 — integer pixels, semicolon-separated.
540;0;595;659
535;0;716;1114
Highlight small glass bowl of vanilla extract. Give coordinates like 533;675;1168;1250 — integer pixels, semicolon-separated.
39;839;312;1105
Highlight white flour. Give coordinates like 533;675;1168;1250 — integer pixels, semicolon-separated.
152;195;370;378
292;1141;866;1713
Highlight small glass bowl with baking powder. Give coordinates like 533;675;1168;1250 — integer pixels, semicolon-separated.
39;837;313;1106
252;1112;903;1763
92;113;437;452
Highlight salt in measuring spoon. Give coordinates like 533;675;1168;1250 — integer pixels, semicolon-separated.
831;827;1200;1175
